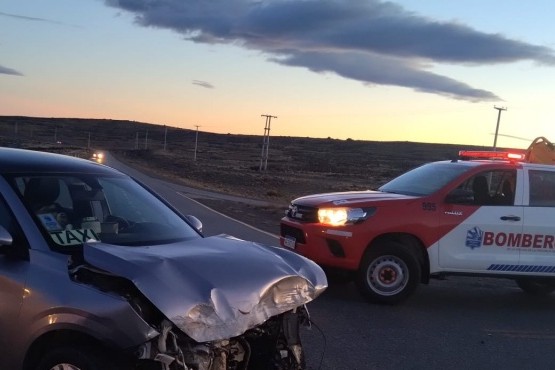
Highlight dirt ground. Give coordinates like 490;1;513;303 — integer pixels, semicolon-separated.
109;139;468;236
112;154;290;235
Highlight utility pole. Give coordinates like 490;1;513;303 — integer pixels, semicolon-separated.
87;132;91;149
493;106;507;151
135;132;139;150
164;125;168;151
144;130;148;149
259;114;277;171
194;125;201;161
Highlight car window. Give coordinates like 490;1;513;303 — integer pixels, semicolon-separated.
379;162;471;196
449;170;516;206
9;174;200;251
529;170;555;207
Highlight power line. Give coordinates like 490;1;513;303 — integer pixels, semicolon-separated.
259;114;277;171
164;125;168;151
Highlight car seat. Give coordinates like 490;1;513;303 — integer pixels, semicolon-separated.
472;175;491;205
501;179;514;205
24;177;60;211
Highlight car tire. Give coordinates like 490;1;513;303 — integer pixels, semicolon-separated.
35;345;123;370
356;242;421;305
515;278;555;296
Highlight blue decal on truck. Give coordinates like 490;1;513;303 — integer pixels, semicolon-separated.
488;264;555;273
466;227;484;249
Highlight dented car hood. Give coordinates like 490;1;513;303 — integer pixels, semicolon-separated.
82;235;327;343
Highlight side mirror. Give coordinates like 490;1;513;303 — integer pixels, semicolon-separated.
0;225;13;250
445;189;474;204
185;215;203;233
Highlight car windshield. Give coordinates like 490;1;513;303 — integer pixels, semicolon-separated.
9;173;200;251
379;162;471;196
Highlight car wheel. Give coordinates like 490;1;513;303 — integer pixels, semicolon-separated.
36;346;123;370
356;242;421;305
515;278;555;296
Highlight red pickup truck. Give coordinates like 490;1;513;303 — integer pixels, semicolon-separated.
280;138;555;304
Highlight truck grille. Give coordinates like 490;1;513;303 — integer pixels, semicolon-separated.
286;203;319;223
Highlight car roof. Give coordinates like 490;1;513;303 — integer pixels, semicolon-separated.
0;147;123;176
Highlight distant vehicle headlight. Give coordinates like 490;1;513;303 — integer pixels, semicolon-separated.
91;152;104;162
317;207;372;226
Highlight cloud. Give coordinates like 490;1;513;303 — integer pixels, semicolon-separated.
192;80;214;88
0;11;55;23
0;11;79;27
0;64;23;76
275;50;499;101
104;0;555;101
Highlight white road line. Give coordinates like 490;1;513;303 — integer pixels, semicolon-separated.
176;192;280;240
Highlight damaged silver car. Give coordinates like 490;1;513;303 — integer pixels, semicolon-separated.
0;147;327;370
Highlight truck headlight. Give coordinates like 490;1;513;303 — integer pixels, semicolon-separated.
317;207;373;226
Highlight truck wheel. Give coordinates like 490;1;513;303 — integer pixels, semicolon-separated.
515;278;555;296
356;242;421;305
36;346;123;370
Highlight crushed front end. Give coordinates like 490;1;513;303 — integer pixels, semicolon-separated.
133;308;309;370
72;236;327;370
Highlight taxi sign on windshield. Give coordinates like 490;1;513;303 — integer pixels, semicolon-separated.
49;228;100;246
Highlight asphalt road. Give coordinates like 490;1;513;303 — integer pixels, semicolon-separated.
106;154;555;370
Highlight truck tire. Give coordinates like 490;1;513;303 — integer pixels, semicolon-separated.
356;242;421;305
515;278;555;296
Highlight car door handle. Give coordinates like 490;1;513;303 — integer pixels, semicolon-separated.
500;216;521;221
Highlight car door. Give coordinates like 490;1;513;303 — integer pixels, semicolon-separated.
0;195;30;367
520;168;555;269
438;169;523;271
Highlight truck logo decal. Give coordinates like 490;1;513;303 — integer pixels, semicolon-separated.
464;228;555;251
483;232;555;249
465;227;484;249
444;211;463;216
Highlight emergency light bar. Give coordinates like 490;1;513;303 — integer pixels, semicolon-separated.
458;150;525;161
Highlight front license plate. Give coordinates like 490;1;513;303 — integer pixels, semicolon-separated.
284;236;296;249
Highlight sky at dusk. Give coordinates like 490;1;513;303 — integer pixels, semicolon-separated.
1;0;555;148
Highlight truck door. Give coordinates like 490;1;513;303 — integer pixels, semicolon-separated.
520;169;555;270
438;169;523;271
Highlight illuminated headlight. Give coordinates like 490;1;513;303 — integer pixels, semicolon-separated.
318;207;372;226
96;152;104;159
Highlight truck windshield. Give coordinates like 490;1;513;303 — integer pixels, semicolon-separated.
379;162;471;196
